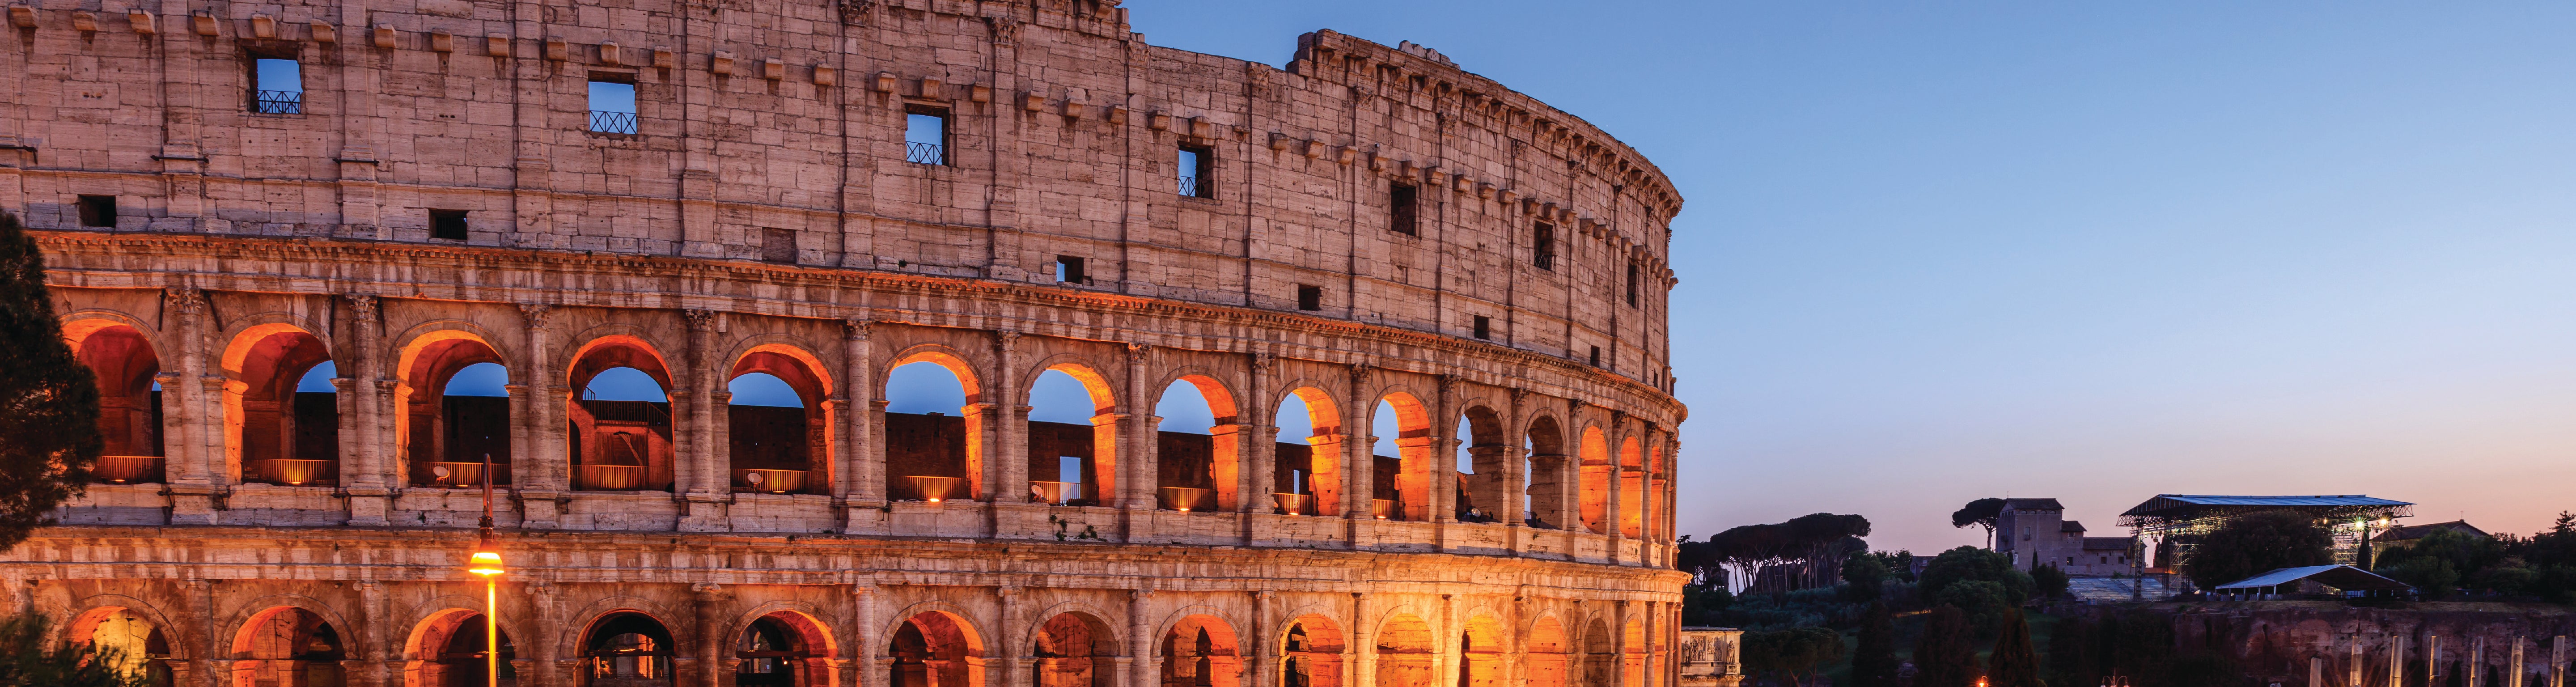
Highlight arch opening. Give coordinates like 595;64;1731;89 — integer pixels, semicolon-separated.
1276;615;1343;687
582;611;674;686
406;609;517;687
886;359;977;502
1456;616;1504;687
231;606;346;687
1578;427;1611;534
889;611;983;687
1579;619;1613;687
1160;615;1239;687
1524;416;1567;530
1524;618;1568;687
1269;389;1342;517
736;611;834;687
568;339;677;492
1368;395;1432;522
1618;436;1645;539
1027;367;1114;507
1032;612;1116;687
75;324;165;483
1455;407;1505;524
1372;614;1434;687
1152;376;1239;512
397;331;512;488
729;348;832;495
72;606;172;686
228;327;339;487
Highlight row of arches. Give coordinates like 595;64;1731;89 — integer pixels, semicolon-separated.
67;306;1671;537
63;599;1652;687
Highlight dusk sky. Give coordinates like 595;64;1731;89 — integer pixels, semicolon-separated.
1120;0;2576;553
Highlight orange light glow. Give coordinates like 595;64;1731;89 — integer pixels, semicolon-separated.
468;550;505;577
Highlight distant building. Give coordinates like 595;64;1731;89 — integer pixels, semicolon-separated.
2118;494;2415;572
2372;520;2488;559
1992;498;2141;576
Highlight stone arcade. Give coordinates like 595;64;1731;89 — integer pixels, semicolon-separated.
0;0;1713;686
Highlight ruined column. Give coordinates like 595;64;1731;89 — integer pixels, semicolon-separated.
682;310;723;530
1604;411;1627;560
1124;344;1157;515
519;303;561;527
995;331;1028;508
1345;365;1374;534
343;294;391;525
1130;589;1157;687
855;584;881;687
1430;376;1457;526
845;320;883;511
998;586;1025;687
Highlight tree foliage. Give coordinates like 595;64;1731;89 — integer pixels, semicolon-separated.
0;211;102;552
1917;546;2032;610
1953;497;2006;549
2185;510;2333;589
1910;605;1979;687
1740;626;1843;687
1984;609;2042;687
1847;602;1900;687
2047;614;2101;687
2031;563;2069;600
1841;550;1889;602
0;614;139;687
1690;513;1873;592
1936;580;2010;637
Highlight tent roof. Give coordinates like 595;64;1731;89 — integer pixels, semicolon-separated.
2212;565;2414;592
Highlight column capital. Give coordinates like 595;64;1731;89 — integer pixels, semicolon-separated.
844;318;873;339
518;302;555;329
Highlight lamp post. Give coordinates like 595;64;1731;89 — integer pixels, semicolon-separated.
466;453;507;687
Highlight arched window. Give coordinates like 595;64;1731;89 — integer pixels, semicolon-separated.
1033;613;1117;687
736;613;828;687
229;326;338;486
1369;394;1432;522
1027;368;1112;506
1152;377;1236;512
432;612;516;687
233;607;345;687
423;360;510;488
1160;616;1239;687
889;612;982;687
886;360;974;502
1525;417;1568;530
1276;616;1343;687
572;366;674;492
1270;389;1341;516
75;324;164;483
583;612;674;685
1373;615;1433;687
728;369;817;494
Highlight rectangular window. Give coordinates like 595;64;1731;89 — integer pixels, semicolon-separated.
588;78;638;134
1178;144;1213;198
761;228;796;263
1472;315;1490;340
1054;255;1087;284
1532;223;1555;270
76;195;117;228
1625;263;1640;306
252;58;302;114
429;209;469;241
1588;346;1601;367
1389;182;1418;236
1296;285;1322;311
906;106;948;165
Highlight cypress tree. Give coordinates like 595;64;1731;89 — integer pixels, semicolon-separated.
2047;615;2098;687
1985;609;2042;687
0;211;101;551
1911;605;1979;687
1849;601;1900;687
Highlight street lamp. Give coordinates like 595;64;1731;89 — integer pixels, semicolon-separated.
466;453;505;687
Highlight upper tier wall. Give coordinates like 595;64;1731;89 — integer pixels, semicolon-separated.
0;0;1681;391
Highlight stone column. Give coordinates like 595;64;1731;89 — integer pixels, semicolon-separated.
693;583;729;687
1430;376;1457;526
1344;365;1374;533
188;579;216;687
1605;411;1627;557
528;582;562;687
518;303;561;527
682;310;723;530
998;587;1025;687
343;294;391;525
854;584;881;687
1611;601;1631;687
1349;593;1371;687
1242;354;1276;517
164;288;219;524
1252;591;1276;687
844;320;882;510
1130;589;1157;687
1123;344;1156;514
994;331;1028;506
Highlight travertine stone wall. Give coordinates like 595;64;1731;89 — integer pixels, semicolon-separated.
0;1;1704;686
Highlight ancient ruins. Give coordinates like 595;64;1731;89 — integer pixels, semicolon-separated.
0;0;1700;685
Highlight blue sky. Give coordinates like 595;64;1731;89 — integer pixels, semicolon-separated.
1120;0;2576;552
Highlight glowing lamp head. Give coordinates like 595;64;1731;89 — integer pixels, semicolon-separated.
927;497;942;503
468;549;505;577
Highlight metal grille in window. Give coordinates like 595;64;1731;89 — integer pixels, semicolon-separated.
253;90;302;114
590;110;639;135
907;141;945;165
1177;174;1203;197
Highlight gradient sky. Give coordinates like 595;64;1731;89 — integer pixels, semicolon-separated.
1118;0;2576;553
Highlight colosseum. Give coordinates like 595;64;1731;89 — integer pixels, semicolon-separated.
0;0;1721;686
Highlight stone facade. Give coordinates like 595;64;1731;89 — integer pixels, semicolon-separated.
0;1;1703;686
